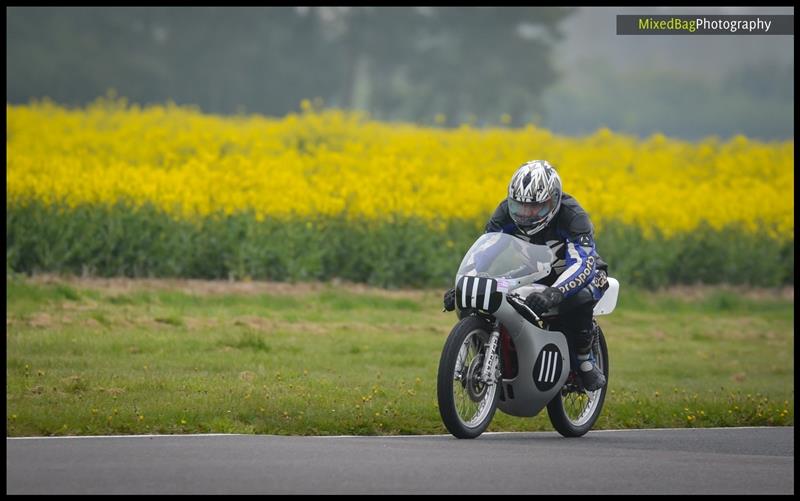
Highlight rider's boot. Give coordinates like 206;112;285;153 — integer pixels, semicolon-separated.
575;328;606;391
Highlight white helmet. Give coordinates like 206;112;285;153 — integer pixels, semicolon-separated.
507;160;563;236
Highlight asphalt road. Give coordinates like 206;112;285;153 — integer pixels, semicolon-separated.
6;427;793;494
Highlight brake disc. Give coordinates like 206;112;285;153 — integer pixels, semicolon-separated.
466;356;488;402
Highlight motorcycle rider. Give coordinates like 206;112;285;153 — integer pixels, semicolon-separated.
443;160;608;391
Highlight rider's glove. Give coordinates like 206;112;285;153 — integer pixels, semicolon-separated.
443;287;456;312
524;286;564;315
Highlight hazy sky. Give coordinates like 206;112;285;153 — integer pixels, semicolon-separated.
554;6;794;84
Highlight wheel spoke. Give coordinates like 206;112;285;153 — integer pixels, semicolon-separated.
560;334;606;427
451;329;496;428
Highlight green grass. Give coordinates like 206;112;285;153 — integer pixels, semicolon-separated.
6;275;794;436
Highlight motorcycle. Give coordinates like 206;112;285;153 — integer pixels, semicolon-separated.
436;232;619;438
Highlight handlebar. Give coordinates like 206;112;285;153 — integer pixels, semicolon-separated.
506;293;545;328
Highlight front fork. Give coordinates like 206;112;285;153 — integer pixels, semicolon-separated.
453;320;502;386
480;320;502;384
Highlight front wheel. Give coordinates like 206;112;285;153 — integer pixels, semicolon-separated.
546;321;609;437
437;316;501;439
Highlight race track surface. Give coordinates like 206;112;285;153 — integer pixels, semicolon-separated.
6;427;793;494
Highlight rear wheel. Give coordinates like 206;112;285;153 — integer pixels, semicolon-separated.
546;322;609;437
437;316;500;439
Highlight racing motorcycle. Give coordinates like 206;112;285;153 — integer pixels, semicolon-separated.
436;232;619;438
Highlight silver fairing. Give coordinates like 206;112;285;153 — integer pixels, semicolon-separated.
492;298;570;418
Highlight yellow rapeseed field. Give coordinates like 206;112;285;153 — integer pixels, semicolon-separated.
7;98;794;240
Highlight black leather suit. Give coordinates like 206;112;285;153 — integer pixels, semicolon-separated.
484;193;609;357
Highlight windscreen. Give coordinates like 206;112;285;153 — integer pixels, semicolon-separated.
456;232;554;280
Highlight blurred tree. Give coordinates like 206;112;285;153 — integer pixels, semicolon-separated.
7;7;340;115
319;7;573;126
7;6;573;125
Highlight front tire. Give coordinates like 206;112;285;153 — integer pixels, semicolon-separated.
546;322;609;437
437;316;500;439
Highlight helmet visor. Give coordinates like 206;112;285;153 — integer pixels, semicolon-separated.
508;197;556;227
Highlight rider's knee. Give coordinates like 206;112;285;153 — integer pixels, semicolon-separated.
558;287;595;314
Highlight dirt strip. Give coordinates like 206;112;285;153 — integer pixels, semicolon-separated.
18;274;794;301
21;274;434;299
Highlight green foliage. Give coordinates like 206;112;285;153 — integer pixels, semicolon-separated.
6;201;793;288
597;221;794;287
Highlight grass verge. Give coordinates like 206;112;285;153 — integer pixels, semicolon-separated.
6;274;794;436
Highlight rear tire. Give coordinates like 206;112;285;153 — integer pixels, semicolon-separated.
546;322;609;437
437;316;500;439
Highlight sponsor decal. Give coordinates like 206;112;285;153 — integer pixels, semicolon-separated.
593;270;609;289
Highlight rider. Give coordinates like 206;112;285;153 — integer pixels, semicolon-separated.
443;160;609;391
